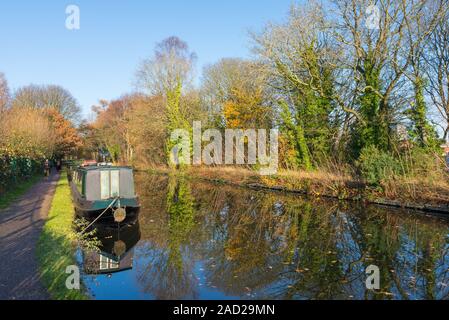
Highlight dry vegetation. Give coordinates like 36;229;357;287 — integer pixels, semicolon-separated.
175;165;449;209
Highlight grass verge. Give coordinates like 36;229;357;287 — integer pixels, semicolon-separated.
0;175;42;209
36;171;89;300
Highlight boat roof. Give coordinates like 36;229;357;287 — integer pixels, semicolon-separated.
77;165;134;172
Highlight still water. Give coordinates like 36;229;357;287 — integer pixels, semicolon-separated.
78;173;449;300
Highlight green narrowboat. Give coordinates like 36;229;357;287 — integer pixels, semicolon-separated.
70;166;140;224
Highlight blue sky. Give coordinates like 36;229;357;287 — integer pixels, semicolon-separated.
0;0;296;117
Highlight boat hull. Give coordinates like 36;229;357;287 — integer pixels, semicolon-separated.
74;206;140;224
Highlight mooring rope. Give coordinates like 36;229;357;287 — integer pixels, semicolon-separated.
80;197;119;234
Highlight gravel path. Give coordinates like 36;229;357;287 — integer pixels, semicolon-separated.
0;173;60;300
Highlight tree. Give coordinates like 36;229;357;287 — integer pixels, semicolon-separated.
425;10;449;141
330;0;445;156
44;108;82;157
399;0;445;150
136;36;197;165
202;58;273;129
0;72;10;113
136;36;196;96
126;95;167;166
91;97;131;163
253;2;336;168
0;107;56;159
91;93;170;166
12;84;82;124
77;120;102;160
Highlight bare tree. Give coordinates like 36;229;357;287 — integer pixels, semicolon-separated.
331;0;445;148
136;36;197;96
12;84;82;124
252;1;342;166
135;36;197;165
425;11;449;140
0;72;10;113
252;0;447;163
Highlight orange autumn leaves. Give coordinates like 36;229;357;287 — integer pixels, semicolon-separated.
44;108;82;157
223;86;271;129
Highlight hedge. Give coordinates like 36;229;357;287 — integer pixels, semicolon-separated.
0;157;43;195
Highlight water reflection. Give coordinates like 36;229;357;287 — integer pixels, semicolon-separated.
80;173;449;300
83;222;141;275
136;174;198;299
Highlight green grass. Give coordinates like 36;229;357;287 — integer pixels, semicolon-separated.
36;171;89;300
0;175;42;209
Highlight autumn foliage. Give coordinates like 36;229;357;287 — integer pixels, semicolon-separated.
88;94;167;166
0;108;56;158
44;108;82;157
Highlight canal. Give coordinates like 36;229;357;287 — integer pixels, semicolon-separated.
77;173;449;300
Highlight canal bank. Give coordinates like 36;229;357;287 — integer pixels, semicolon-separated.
145;166;449;216
36;171;89;300
0;174;57;300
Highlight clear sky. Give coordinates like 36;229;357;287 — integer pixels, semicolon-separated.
0;0;297;118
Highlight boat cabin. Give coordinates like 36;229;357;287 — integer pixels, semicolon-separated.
72;166;136;201
70;166;140;223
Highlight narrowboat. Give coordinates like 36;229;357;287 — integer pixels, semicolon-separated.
70;165;140;224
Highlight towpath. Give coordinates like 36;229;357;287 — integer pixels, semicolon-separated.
0;172;60;300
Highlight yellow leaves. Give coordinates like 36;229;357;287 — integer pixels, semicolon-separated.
44;108;82;155
223;100;245;129
0;107;56;159
223;86;271;129
0;106;81;159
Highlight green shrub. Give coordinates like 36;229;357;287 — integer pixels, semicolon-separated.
399;147;447;183
405;148;442;175
0;157;42;195
357;146;402;186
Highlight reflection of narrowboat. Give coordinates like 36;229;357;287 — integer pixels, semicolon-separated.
83;222;141;274
70;166;140;224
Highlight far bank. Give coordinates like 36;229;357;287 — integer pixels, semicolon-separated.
143;165;449;216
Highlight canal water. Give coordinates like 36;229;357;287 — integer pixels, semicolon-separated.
77;173;449;300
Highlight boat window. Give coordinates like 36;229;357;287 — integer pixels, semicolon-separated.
99;254;119;270
75;172;83;195
100;170;121;199
110;170;120;197
100;171;110;200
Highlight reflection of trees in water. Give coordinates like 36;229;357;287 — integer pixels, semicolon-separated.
132;173;449;300
135;243;198;299
189;187;349;299
391;215;448;300
199;191;292;296
205;196;351;299
194;186;449;300
274;201;346;299
338;207;449;300
134;173;199;299
166;173;195;286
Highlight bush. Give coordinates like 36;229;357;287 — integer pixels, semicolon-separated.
398;147;448;184
357;146;402;186
404;147;443;175
0;157;42;195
